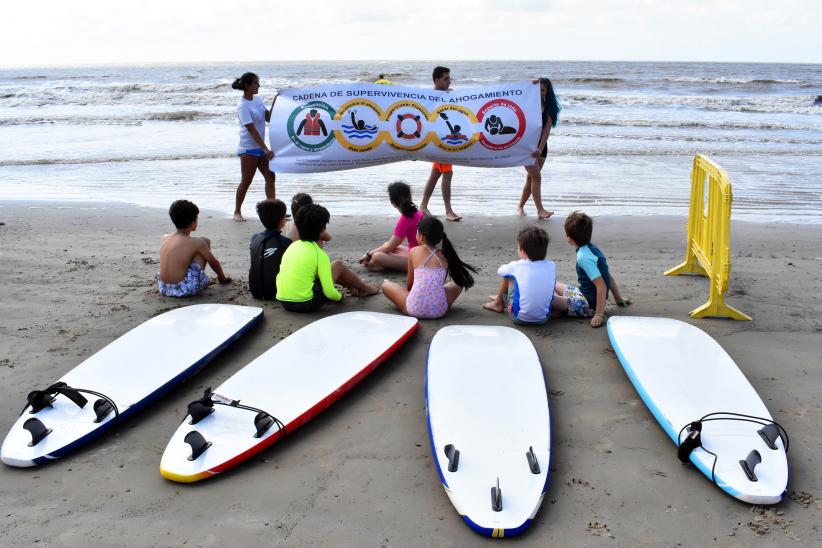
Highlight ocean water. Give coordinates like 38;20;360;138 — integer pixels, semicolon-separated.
0;61;820;222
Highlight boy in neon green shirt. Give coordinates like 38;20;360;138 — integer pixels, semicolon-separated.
276;203;379;312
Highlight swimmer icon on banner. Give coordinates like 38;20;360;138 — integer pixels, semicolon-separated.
269;81;541;173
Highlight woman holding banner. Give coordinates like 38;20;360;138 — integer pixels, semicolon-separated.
232;72;277;222
517;78;561;219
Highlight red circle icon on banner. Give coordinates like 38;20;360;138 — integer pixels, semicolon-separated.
477;99;526;151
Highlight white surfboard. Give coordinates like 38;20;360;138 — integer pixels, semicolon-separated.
607;316;788;504
1;304;263;467
426;326;550;538
160;312;418;482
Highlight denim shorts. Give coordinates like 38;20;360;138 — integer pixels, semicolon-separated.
237;148;264;157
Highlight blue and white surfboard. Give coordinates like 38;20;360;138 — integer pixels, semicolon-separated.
1;304;262;467
426;325;551;537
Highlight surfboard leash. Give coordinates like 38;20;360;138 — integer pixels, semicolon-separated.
23;381;120;422
676;412;789;484
187;388;286;439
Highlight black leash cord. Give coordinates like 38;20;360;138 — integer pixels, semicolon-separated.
677;412;789;485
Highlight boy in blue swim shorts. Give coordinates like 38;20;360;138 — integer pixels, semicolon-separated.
157;200;232;297
563;211;631;328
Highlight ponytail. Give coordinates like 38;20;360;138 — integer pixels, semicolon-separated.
387;181;417;218
232;72;259;91
417;216;477;289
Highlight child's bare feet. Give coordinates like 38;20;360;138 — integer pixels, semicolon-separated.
537;209;554;220
482;297;505;313
351;283;380;297
233;212;246;222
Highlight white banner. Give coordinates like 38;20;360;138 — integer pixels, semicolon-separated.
269;82;541;173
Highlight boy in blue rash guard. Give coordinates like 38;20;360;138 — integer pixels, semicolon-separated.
563;211;631;328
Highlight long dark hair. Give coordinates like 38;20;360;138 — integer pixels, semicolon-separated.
232;72;258;91
418;216;476;289
387;181;417;217
539;77;561;128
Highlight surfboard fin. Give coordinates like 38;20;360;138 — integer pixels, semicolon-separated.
184;431;212;461
491;478;502;512
254;412;274;438
526;446;541;474
444;444;460;472
93;399;114;423
23;417;52;447
739;450;762;482
758;423;781;450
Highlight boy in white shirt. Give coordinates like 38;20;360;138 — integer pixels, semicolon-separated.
483;226;573;324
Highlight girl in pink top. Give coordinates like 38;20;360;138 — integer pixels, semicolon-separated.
382;216;477;319
359;182;425;273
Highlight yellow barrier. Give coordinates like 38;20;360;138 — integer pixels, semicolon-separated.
665;155;751;320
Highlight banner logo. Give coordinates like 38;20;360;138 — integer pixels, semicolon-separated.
384;100;432;151
477;99;526;151
287;101;337;152
333;99;384;153
430;105;479;152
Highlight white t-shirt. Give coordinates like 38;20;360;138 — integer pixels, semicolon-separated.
498;259;557;323
237;96;267;151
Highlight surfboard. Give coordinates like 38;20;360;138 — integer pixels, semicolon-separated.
607;316;788;504
159;311;418;482
426;326;551;538
1;304;263;467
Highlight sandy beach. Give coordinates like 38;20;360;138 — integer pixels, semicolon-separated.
0;202;820;547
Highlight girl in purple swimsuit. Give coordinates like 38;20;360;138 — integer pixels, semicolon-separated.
381;216;476;319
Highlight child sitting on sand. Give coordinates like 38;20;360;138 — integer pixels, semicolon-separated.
359;181;425;273
382;216;476;319
248;199;291;300
158;200;231;297
285;192;331;245
563;211;630;328
483;226;570;324
276;203;379;312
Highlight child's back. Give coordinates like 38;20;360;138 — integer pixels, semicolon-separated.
159;233;206;284
249;199;292;299
498;258;557;323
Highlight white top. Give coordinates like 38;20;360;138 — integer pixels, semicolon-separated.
497;259;556;323
237;96;267;151
427;325;550;534
607;317;788;504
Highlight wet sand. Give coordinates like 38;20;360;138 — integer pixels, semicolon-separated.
0;202;820;547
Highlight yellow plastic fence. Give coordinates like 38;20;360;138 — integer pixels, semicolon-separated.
665;155;751;320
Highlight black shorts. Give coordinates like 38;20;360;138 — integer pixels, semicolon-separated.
540;144;548;159
278;280;326;313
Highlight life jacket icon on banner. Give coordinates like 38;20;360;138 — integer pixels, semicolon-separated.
287;101;337;152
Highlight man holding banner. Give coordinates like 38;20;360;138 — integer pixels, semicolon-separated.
419;66;462;222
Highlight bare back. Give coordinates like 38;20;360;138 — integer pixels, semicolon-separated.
159;233;208;283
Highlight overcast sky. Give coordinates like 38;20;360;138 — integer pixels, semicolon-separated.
1;0;819;67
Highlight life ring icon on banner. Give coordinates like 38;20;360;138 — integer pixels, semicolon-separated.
477;98;526;151
287;101;337;152
396;113;422;139
333;99;385;152
383;100;431;151
429;104;479;152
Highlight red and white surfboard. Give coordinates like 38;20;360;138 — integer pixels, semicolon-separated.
160;311;418;482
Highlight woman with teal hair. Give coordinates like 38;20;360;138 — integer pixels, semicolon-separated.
517;78;561;219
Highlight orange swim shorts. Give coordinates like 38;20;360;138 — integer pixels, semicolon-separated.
432;163;453;173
